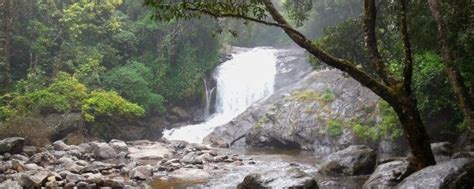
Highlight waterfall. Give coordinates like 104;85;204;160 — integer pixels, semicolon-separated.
202;77;211;118
162;47;278;144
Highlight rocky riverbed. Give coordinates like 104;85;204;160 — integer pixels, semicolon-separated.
2;136;474;188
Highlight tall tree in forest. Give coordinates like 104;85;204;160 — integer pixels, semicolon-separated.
427;0;474;141
0;0;12;93
145;0;437;169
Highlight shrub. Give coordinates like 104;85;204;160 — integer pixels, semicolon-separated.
352;123;379;141
25;89;70;114
321;88;334;102
103;62;165;112
327;120;343;136
48;72;88;109
81;90;145;122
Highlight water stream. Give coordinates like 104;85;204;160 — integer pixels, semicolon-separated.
162;47;277;144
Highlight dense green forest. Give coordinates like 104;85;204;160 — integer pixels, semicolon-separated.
0;0;224;122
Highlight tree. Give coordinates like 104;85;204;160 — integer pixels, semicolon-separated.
144;0;436;169
427;0;474;141
0;0;13;93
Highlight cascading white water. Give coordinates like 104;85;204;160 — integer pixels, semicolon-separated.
162;47;278;144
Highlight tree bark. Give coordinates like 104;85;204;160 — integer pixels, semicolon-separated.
427;0;474;140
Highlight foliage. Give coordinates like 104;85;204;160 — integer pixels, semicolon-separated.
321;88;334;102
377;101;403;139
104;61;165;113
290;90;320;102
352;123;379;141
327;120;343;137
255;116;269;129
81;90;145;122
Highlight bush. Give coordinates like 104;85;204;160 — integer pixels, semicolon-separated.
25;89;70;114
103;62;165;112
327;120;343;136
48;72;88;109
81;90;145;122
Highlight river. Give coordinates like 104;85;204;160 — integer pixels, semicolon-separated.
156;47;367;188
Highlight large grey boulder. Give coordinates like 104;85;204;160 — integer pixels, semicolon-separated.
363;159;415;189
89;142;117;159
129;165;153;180
396;158;474;189
319;145;376;176
18;170;50;188
28;151;57;166
237;168;319;189
0;137;25;154
205;70;380;154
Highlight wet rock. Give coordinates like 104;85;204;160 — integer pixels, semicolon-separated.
89;142;117;159
396;158;474;188
129;165;153;180
363;159;415;189
181;152;203;164
0;137;25;154
29;151;57;166
18;170;50;188
53;140;69;151
205;70;380;153
167;168;210;182
127;143;172;160
237;168;319;189
319;145;376;176
452;151;474;159
0;179;22;189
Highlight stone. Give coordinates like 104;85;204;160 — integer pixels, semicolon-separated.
0;137;25;154
431;142;454;162
0;179;22;189
127;143;172;160
89;142;117;160
11;154;29;162
80;161;114;173
396;158;474;189
53;140;69;151
237;167;319;189
22;146;37;156
24;163;43;171
363;159;415;189
29;151;57;166
181;152;203;164
18;170;50;188
169;106;192;121
109;139;128;152
129;165;153;180
104;177;125;187
65;172;85;183
84;173;105;184
319;145;376;176
167;168;210;182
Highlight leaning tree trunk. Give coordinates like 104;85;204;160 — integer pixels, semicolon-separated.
391;96;437;169
427;0;474;141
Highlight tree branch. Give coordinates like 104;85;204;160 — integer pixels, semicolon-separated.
261;0;396;104
363;0;396;86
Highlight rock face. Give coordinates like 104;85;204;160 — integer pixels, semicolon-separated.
0;137;25;154
237;168;319;189
204;70;380;154
319;145;376;176
363;159;415;189
396;158;474;189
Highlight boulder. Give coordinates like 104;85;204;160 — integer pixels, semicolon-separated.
0;137;25;154
109;139;128;152
319;145;376;176
0;179;22;189
65;172;85;183
22;146;37;156
181;152;203;165
167;168;210;183
18;170;50;188
363;159;415;189
127;143;172;160
29;151;57;166
89;142;117;159
104;177;125;187
237;168;319;189
204;70;380;153
52;140;69;151
431;142;454;162
396;158;474;189
129;165;153;180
